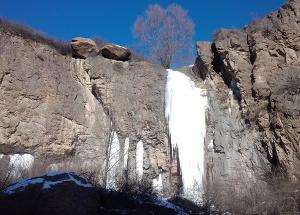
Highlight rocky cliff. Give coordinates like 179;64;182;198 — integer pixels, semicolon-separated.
194;0;300;201
0;26;172;194
0;0;299;211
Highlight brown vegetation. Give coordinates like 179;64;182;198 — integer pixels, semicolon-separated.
0;17;72;56
204;177;300;215
133;4;195;68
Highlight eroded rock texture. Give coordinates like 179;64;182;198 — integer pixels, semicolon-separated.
194;0;300;195
0;29;170;193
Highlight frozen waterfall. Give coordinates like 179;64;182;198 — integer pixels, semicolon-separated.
165;69;207;201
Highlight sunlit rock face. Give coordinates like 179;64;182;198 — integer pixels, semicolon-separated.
0;27;170;194
193;0;300;204
165;69;207;203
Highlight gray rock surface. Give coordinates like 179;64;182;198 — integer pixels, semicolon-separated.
194;0;300;198
0;29;171;194
0;0;299;205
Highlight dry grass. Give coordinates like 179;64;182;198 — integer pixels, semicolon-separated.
204;177;300;215
0;17;72;56
115;175;154;195
0;156;155;197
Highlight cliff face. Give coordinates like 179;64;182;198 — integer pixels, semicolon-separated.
194;0;300;194
0;30;171;193
0;0;299;207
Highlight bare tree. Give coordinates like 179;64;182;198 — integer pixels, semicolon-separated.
133;4;195;69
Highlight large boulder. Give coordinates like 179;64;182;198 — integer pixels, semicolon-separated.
71;37;99;58
0;172;188;215
100;44;131;61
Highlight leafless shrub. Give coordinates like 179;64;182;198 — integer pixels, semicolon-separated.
283;69;300;94
213;29;241;41
247;17;280;40
0;155;155;197
0;17;72;56
204;177;300;215
0;157;14;190
116;175;154;195
77;168;107;187
130;51;152;63
133;4;195;68
48;159;106;187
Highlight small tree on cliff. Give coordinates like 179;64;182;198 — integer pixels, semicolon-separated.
133;4;195;69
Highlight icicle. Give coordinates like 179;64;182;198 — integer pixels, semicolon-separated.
136;140;144;181
107;131;120;189
123;138;130;170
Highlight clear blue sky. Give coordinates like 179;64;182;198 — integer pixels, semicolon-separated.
1;0;286;46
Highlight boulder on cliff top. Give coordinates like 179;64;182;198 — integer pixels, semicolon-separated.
71;37;99;59
100;44;131;61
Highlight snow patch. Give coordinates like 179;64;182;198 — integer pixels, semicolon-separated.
165;69;207;202
2;172;93;195
136;140;144;181
42;173;93;189
3;177;44;194
115;44;126;49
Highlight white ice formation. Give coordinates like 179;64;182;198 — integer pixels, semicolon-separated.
136;140;144;181
165;69;207;202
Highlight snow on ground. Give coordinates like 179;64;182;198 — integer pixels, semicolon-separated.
2;172;93;195
136;140;144;181
165;69;207;202
150;196;188;215
114;44;126;49
42;173;93;189
3;177;44;195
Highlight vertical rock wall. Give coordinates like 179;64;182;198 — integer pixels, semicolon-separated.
194;0;300;199
0;30;172;195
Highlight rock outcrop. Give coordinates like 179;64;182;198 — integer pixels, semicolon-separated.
0;172;188;215
0;27;171;195
101;44;131;61
193;0;300;197
71;37;99;58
